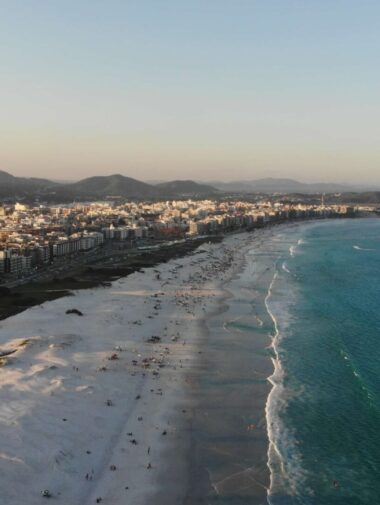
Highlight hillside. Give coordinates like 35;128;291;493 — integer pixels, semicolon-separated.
0;170;57;197
1;169;378;203
0;171;220;201
156;180;217;196
210;178;355;194
59;174;160;199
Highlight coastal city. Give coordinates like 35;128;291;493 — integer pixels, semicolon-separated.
0;199;358;282
2;2;380;503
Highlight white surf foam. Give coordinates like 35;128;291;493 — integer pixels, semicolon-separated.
353;245;376;251
282;262;291;274
265;263;310;502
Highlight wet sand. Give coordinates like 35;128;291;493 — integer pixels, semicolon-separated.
149;231;281;505
185;238;277;504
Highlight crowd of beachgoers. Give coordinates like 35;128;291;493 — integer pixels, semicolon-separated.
0;232;255;504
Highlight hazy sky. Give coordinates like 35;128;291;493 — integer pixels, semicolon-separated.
1;0;380;183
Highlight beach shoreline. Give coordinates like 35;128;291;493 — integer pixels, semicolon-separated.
0;216;359;323
0;222;308;504
0;227;264;504
183;231;278;504
151;227;282;505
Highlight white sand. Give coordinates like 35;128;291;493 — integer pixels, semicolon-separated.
0;233;254;504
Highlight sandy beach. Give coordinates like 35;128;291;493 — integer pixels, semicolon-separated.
182;230;280;505
0;229;272;504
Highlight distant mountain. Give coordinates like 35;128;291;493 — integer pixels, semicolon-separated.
156;180;218;196
0;171;219;201
59;174;217;199
1;169;378;202
0;169;55;187
49;175;217;200
0;170;16;184
209;178;355;194
58;174;160;199
0;170;57;197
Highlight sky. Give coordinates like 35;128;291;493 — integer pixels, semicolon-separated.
1;0;380;183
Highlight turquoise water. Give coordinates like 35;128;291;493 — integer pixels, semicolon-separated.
267;218;380;504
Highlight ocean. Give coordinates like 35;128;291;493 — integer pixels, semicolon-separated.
187;218;380;505
267;218;380;504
